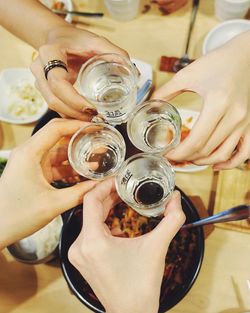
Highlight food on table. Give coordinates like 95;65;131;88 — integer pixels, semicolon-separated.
51;1;65;11
7;80;44;119
0;157;7;176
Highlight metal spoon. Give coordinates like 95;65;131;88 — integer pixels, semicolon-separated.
173;0;200;73
52;9;104;18
182;204;250;229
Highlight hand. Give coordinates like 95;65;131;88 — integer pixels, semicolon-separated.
0;119;97;249
30;25;129;120
69;179;185;313
152;32;250;169
153;0;188;14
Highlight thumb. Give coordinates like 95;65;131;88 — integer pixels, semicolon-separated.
148;191;185;255
151;76;185;101
52;180;98;214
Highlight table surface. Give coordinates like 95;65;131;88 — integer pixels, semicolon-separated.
0;1;249;313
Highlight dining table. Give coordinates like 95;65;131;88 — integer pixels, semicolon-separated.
0;0;250;312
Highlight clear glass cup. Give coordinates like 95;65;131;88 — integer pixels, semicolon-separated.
104;0;141;21
77;53;138;125
127;99;182;154
115;153;175;217
68;123;126;180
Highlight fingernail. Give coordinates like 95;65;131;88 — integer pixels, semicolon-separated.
83;108;98;116
133;63;141;77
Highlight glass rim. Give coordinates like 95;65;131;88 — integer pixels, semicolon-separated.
68;122;126;180
77;53;138;105
127;99;182;154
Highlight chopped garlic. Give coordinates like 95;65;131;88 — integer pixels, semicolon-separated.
7;80;44;119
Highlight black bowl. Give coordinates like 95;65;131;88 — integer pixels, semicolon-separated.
59;188;204;313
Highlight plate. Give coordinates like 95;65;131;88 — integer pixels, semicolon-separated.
131;58;153;106
40;0;73;23
0;68;48;125
202;19;250;55
0;150;11;160
172;109;209;173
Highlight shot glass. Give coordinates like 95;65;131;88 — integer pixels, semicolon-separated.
127;99;182;154
215;0;250;21
104;0;141;21
115;153;175;217
68;123;126;180
77;53;138;125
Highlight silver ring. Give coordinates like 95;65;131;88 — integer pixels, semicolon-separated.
44;60;68;80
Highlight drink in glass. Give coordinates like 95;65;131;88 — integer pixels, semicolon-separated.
115;153;175;217
77;53;138;125
68;123;126;180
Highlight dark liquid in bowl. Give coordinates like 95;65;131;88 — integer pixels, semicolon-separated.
135;181;164;205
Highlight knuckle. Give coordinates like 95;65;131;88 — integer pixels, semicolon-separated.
234;106;247;124
68;244;80;266
38;44;53;57
173;210;186;225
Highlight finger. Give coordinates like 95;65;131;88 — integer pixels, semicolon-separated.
52;180;98;215
194;127;243;165
83;178;116;236
191;107;246;160
151;76;185;101
213;129;250;170
148;191;185;255
31;57;95;119
166;95;226;161
102;191;120;219
26;118;90;157
38;44;93;112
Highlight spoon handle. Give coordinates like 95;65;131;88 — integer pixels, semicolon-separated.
182;205;250;229
184;0;200;55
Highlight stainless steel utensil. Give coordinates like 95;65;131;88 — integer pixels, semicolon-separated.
52;9;104;18
182;204;250;229
173;0;200;73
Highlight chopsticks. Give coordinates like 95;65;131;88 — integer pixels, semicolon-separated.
52;9;104;18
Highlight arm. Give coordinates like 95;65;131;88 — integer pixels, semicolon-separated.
0;0;129;120
0;0;67;49
153;31;250;169
0;119;97;250
69;179;185;313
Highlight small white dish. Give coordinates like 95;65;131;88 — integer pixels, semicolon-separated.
0;68;48;125
40;0;73;23
203;19;250;55
0;150;11;161
131;58;153;106
172;109;208;173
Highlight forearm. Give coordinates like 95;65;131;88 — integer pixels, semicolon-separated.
0;0;71;49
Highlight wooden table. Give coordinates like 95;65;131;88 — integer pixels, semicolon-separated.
0;1;249;312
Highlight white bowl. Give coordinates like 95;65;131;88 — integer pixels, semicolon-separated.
41;0;73;23
202;19;250;55
0;68;48;125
